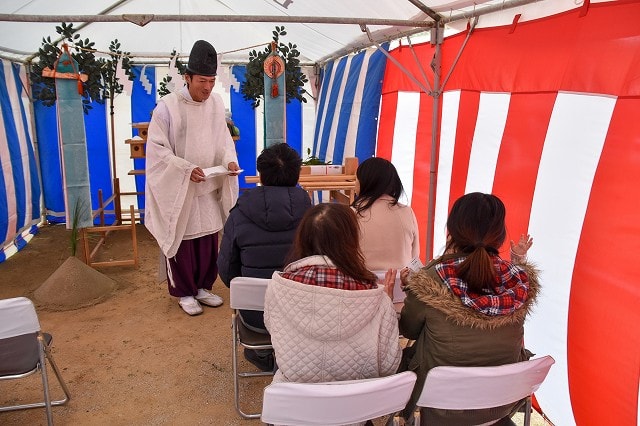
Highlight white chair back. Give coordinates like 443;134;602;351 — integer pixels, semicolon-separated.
229;277;270;311
417;356;555;410
373;270;406;304
261;371;417;426
0;297;41;339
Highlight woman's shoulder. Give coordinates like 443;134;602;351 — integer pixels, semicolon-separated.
373;196;415;215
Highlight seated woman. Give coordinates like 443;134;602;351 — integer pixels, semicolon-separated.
352;157;420;273
398;192;539;425
264;203;402;383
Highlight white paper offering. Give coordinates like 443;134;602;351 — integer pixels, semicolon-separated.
202;166;244;178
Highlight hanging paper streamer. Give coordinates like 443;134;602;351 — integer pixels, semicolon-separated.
227;65;241;92
115;57;132;96
166;55;183;93
263;42;286;148
139;64;152;95
216;54;240;94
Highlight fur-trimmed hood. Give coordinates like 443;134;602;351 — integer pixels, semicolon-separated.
405;259;540;330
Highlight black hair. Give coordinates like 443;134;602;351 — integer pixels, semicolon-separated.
352;157;404;216
256;143;302;187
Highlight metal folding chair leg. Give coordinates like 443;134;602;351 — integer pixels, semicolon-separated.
231;313;273;419
0;333;71;426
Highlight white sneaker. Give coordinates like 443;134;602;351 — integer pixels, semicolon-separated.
195;289;223;307
179;296;203;316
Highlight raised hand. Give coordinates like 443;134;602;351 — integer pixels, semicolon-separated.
383;268;397;299
509;233;533;262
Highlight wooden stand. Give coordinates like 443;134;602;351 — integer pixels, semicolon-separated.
245;157;358;204
76;122;150;268
80;189;139;268
120;122;148;224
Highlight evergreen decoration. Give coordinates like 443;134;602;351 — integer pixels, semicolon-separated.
30;22;134;114
302;148;331;165
106;39;134;101
241;26;309;109
157;50;187;97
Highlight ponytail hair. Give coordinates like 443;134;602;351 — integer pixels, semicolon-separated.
445;193;507;292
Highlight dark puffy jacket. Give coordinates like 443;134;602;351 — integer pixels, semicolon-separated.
218;185;312;286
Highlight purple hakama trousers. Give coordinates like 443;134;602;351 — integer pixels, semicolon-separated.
166;233;218;297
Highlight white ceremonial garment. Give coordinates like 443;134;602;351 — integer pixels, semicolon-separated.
145;87;238;258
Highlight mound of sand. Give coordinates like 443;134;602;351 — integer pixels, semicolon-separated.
34;256;117;310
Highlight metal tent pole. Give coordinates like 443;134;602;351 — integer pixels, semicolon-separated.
426;24;443;262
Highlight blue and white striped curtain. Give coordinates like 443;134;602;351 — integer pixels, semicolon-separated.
0;60;41;262
312;44;388;165
0;61;300;263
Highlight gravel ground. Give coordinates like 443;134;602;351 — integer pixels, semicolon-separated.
0;224;550;426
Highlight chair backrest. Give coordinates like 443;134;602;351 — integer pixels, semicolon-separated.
373;270;406;304
0;297;41;339
416;356;555;410
229;277;271;311
261;371;417;426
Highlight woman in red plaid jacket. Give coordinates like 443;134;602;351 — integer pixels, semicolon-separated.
398;192;539;426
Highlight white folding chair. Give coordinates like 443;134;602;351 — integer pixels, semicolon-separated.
261;371;417;426
0;297;71;426
230;276;273;419
416;356;555;426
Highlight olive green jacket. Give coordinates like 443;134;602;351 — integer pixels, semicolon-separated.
398;254;540;425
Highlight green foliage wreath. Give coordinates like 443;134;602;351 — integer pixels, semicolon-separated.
30;22;134;114
241;26;309;109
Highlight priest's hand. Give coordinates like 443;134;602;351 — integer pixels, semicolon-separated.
227;161;240;176
190;167;205;183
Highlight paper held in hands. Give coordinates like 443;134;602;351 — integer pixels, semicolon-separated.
407;257;424;272
202;166;244;178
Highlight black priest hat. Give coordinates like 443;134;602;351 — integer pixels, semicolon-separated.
187;40;218;76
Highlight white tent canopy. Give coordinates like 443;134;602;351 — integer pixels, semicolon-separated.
0;2;638;426
0;0;611;65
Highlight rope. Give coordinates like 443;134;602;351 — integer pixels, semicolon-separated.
63;41;271;60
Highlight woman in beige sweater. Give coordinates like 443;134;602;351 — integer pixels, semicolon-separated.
352;157;420;273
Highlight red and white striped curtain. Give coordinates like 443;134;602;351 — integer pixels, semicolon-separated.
377;2;640;425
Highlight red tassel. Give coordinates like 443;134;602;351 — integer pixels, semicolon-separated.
77;78;84;96
271;82;279;98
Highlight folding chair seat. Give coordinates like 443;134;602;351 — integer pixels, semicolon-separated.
416;355;555;426
261;370;417;426
229;276;273;419
0;297;71;425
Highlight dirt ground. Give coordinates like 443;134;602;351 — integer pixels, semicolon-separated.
0;223;270;425
0;223;547;426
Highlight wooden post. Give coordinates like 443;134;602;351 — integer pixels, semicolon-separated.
344;157;359;175
114;178;122;224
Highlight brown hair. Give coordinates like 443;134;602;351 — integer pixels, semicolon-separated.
287;203;377;283
445;192;507;293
